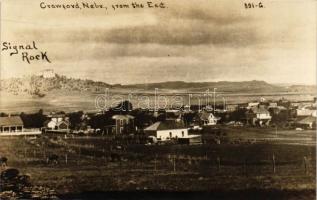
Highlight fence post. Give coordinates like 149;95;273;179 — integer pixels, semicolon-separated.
173;155;176;173
272;153;276;173
154;154;157;173
77;147;81;166
303;156;307;174
217;156;221;172
244;158;247;176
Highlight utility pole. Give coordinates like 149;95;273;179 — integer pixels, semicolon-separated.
206;89;210;108
223;97;226;111
154;88;158;116
213;88;217;114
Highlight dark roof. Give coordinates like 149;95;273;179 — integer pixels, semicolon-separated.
198;111;217;121
144;120;186;131
248;107;270;114
0;116;24;126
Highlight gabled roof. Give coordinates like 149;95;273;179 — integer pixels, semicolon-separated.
57;121;69;126
0;116;24;126
248;107;270;114
298;116;316;124
144;120;186;131
199;111;216;121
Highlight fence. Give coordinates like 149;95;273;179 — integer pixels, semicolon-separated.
5;136;315;178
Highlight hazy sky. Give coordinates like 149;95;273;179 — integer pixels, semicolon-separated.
1;0;316;84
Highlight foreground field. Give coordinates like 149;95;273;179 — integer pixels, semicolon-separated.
0;128;315;199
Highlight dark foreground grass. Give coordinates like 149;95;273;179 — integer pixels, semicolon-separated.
60;189;316;200
0;136;315;199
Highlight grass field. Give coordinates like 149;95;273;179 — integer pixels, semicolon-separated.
1;91;315;113
0;127;315;199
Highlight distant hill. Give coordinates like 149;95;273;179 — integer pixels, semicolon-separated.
286;85;317;93
0;74;111;97
122;80;286;93
0;73;316;97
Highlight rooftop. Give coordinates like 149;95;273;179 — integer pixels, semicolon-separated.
144;120;186;131
0;116;24;126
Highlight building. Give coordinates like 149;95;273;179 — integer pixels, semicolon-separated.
198;111;219;126
296;106;317;117
247;102;260;109
44;114;69;130
39;69;56;78
112;115;134;134
226;104;238;112
0;116;24;133
144;120;188;141
246;106;271;126
269;102;278;108
165;110;182;121
268;106;287;115
296;116;316;129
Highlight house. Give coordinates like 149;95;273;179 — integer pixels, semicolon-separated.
296;106;316;117
268;102;278;108
277;99;291;109
44;114;69;130
165;110;182;122
226;104;238;112
144;120;188;141
39;69;56;78
268;106;287;115
112;115;134;134
296;116;316;129
198;111;219;126
247;102;260;109
246;106;271;126
183;105;191;112
0;116;24;133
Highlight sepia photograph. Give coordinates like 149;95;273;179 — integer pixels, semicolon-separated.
0;0;316;199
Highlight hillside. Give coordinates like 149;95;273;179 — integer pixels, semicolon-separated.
0;74;316;97
0;74;112;97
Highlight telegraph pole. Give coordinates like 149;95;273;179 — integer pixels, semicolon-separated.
213;88;217;114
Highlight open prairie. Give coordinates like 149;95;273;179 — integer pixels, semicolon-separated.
0;91;315;113
0;127;315;199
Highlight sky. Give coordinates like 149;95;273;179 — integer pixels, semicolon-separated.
0;0;316;85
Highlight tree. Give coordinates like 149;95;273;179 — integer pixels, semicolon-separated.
20;109;47;128
113;100;133;114
68;111;84;130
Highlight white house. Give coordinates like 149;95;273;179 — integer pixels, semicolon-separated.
246;106;271;126
296;106;317;117
44;114;69;130
198;111;219;126
39;69;56;78
144;120;188;141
